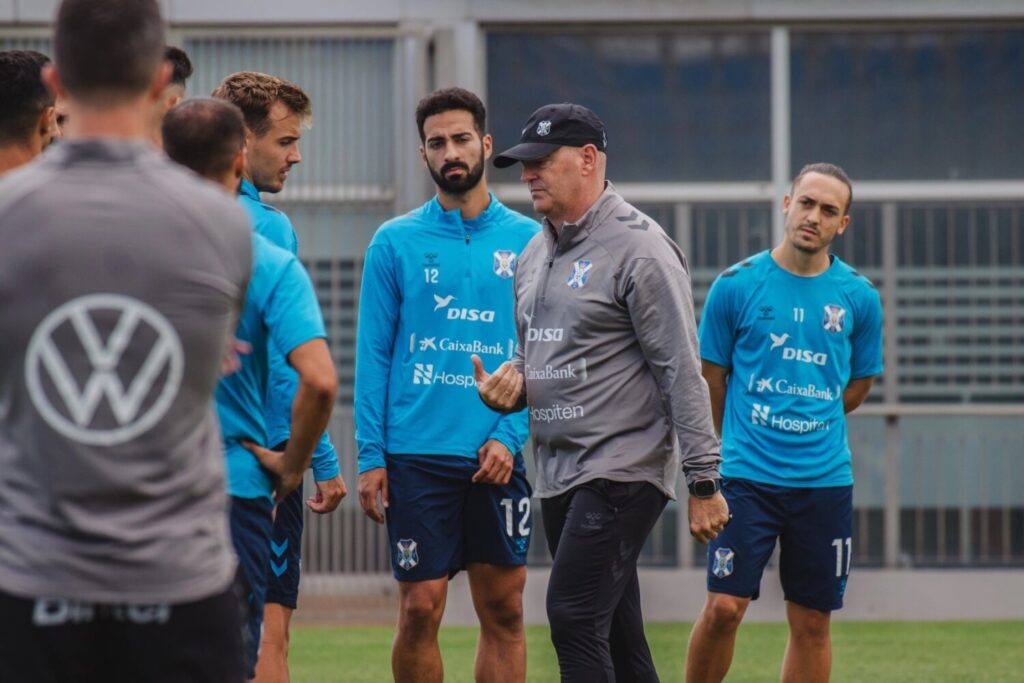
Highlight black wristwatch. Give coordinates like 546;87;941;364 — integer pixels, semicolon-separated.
688;478;721;499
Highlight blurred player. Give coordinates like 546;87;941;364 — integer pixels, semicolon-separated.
0;2;251;681
163;96;340;680
686;163;883;683
355;87;538;683
213;70;346;683
149;46;193;148
0;49;57;173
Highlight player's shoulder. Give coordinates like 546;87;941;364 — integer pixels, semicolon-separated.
371;201;433;245
487;196;541;237
829;255;880;300
715;250;771;284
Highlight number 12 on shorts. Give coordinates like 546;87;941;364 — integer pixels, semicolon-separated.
832;537;852;577
501;497;531;537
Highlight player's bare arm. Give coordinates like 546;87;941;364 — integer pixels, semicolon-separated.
471;354;526;412
701;360;730;437
246;339;337;500
843;376;876;414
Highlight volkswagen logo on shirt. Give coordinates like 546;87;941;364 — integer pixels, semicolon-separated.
24;293;184;446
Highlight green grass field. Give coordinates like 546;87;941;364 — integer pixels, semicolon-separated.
290;621;1024;682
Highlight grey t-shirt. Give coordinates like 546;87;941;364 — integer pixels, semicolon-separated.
0;140;251;603
514;183;721;499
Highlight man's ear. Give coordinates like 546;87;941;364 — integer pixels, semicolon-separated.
41;64;65;100
147;61;172;101
38;105;56;145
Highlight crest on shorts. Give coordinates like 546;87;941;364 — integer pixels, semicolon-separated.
536;120;552;136
493;250;517;279
712;548;735;578
396;539;419;570
567;260;592;289
822;304;846;332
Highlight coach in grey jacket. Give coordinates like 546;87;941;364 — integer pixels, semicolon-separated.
473;103;730;682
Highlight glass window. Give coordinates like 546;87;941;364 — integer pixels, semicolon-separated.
487;30;771;182
790;29;1024;179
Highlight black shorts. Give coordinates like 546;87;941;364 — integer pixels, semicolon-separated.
0;583;245;683
265;440;303;610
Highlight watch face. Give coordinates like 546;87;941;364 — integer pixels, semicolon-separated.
694;480;717;497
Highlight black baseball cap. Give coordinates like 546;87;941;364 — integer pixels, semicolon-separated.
493;103;607;168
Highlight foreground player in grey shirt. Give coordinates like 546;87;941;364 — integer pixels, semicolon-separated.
476;103;731;682
0;1;250;681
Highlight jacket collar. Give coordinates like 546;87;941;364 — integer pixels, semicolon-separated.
238;178;261;203
542;181;624;252
423;191;504;234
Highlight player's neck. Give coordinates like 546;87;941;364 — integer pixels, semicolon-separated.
437;181;491;220
771;243;831;276
0;144;37;176
64;98;156;143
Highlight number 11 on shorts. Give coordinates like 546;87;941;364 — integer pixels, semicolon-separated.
501;497;531;537
832;537;852;577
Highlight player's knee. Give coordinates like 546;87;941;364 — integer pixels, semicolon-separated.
702;595;747;633
788;607;830;644
398;590;444;634
477;592;524;637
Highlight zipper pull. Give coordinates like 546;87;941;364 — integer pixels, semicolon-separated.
465;232;470;244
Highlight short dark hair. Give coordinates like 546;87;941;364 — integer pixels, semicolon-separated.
163;98;246;180
211;71;312;137
165;46;193;88
791;162;853;214
415;87;486;142
0;50;53;145
54;0;165;100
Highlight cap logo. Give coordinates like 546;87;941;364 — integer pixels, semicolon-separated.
536;120;552;137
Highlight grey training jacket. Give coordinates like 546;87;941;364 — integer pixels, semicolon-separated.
513;183;721;499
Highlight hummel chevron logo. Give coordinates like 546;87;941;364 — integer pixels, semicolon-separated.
271;539;289;557
270;559;288;577
616;210;649;231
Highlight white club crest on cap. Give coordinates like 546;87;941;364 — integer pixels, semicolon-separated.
536;120;552;136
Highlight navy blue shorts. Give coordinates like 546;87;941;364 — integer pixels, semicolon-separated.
265;441;303;610
706;478;853;612
385;454;532;582
229;495;274;678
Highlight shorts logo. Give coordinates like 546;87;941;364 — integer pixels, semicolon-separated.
536;120;552;136
567;260;592;289
396;539;419;570
712;548;735;578
493;250;517;279
24;293;184;446
823;304;846;332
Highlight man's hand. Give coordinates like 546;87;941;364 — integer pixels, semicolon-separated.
688;492;731;544
472;355;525;411
243;441;303;502
473;439;514;485
221;338;251;376
358;468;388;524
308;474;347;514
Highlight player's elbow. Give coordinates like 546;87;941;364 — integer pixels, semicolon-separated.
302;370;338;405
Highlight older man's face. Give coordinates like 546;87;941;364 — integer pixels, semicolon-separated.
519;146;587;222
